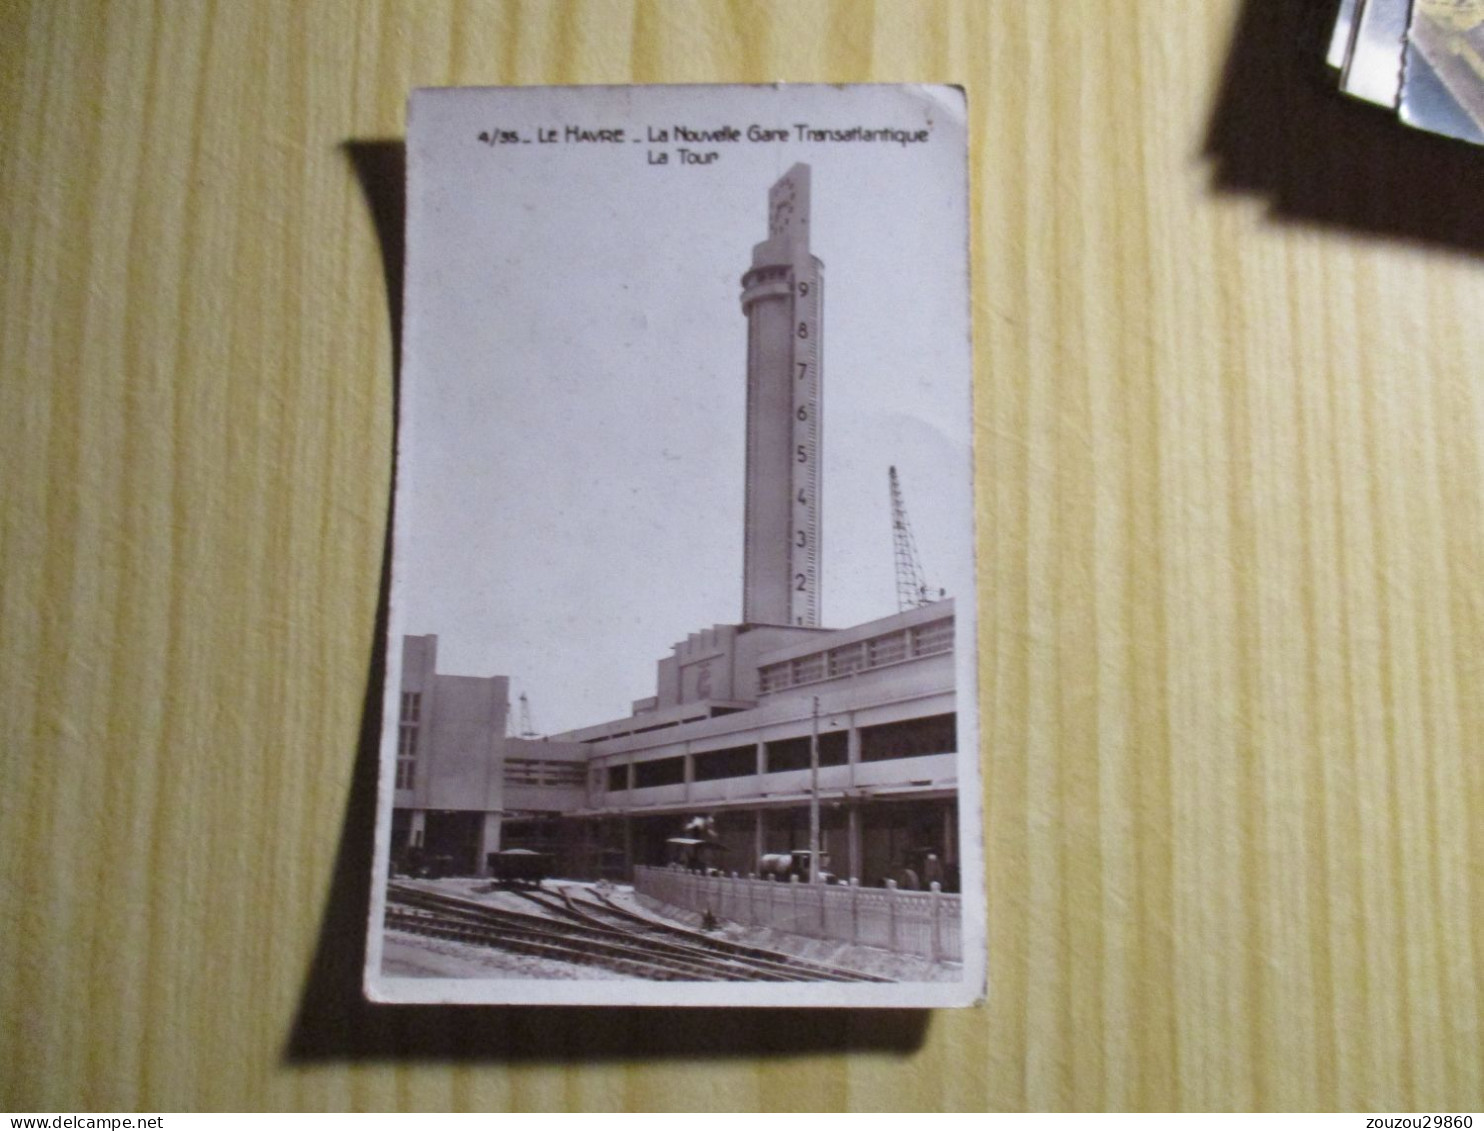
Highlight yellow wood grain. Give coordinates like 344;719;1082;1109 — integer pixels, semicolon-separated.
3;0;1482;1112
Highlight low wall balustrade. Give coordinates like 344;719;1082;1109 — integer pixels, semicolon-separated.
632;865;962;964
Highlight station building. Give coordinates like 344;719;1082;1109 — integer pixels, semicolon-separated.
556;598;959;888
391;598;960;889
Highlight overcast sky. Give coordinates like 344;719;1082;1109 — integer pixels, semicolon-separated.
393;86;974;735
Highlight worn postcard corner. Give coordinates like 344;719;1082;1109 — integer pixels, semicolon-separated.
365;83;984;1008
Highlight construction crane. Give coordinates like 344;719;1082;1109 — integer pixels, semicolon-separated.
889;465;944;612
516;692;539;739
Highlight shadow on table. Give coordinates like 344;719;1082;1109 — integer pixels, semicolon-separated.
280;139;931;1064
1205;0;1484;255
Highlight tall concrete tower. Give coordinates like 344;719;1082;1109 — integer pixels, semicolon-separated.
740;164;823;627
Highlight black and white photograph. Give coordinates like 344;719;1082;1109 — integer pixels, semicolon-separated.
366;84;983;1007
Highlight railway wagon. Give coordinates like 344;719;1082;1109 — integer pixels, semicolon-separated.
485;848;552;889
666;835;726;874
759;849;837;884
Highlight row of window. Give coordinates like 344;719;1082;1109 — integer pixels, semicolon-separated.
757;618;953;694
395;691;423;789
397;741;588;792
605;713;956;791
393;686;956;796
395;725;418;789
503;759;586;788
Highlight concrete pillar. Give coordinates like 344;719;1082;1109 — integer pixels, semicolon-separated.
683;744;693;804
755;739;767;779
409;810;426;848
847;803;862;884
943;801;956;865
847;722;861;789
753;808;765;869
476;812;502;877
622;814;633;879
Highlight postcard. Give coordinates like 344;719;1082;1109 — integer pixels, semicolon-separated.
1400;0;1484;145
365;84;983;1007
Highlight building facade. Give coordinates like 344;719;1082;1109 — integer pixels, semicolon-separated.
392;598;960;889
391;634;587;876
556;599;959;888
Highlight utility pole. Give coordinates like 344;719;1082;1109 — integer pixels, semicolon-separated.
809;695;820;884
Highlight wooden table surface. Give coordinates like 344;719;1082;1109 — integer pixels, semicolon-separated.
4;0;1483;1113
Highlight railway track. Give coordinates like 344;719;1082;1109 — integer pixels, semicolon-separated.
385;882;889;983
388;884;758;981
386;905;711;981
521;886;888;983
